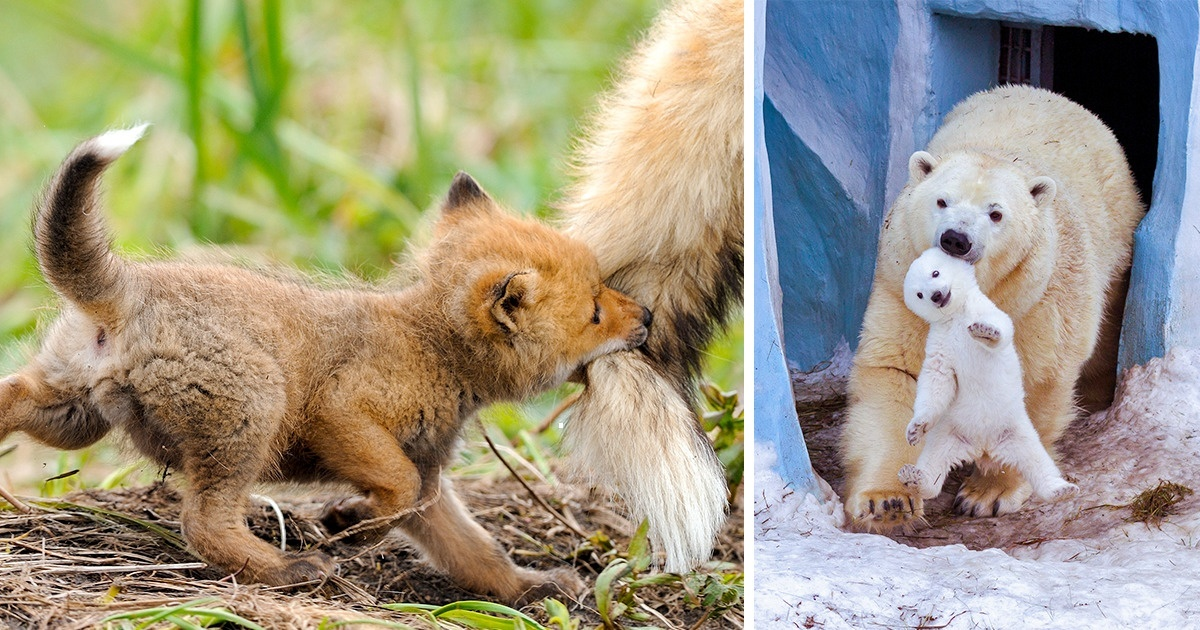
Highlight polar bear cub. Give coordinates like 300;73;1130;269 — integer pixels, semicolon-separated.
898;248;1077;504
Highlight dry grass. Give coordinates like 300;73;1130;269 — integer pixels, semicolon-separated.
1123;480;1195;527
0;475;743;629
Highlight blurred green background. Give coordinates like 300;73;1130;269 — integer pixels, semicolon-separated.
0;0;743;494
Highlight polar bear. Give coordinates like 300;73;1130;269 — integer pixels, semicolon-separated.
896;248;1078;505
841;85;1143;529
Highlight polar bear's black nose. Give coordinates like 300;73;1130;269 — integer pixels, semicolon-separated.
940;230;972;258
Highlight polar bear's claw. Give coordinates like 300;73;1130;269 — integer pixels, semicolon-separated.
849;488;923;531
968;321;1002;347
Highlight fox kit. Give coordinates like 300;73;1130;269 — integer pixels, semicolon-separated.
0;126;652;601
560;0;743;571
898;249;1077;511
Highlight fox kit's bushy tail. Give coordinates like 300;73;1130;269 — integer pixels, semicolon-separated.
35;125;147;321
561;0;743;572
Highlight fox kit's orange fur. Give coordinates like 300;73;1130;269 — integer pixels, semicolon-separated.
0;126;650;601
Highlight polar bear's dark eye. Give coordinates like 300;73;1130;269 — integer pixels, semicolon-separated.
936;198;947;209
932;270;939;278
916;292;923;299
989;210;1003;222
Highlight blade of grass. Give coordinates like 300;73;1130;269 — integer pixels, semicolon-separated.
30;498;189;550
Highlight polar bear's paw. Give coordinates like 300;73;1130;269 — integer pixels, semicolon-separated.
846;487;923;531
953;466;1033;517
968;322;1002;348
1041;478;1079;502
905;419;928;446
897;464;924;488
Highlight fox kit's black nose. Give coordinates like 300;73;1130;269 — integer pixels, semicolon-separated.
940;230;972;259
641;307;653;328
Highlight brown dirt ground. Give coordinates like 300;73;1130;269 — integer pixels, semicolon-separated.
0;474;743;629
794;370;1197;552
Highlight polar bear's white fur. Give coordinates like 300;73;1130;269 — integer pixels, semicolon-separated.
840;85;1144;528
897;248;1077;503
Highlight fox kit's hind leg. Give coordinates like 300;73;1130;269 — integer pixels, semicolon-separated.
140;353;333;586
397;478;584;604
0;370;112;450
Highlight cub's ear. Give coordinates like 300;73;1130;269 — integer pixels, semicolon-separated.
442;171;494;215
1029;176;1057;210
489;270;537;333
909;151;937;183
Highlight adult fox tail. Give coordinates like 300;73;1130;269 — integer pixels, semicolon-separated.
35;124;148;323
561;0;743;572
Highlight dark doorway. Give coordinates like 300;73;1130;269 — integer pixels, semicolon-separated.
1041;28;1159;204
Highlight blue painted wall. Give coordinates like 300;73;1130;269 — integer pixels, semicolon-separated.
763;0;1198;375
754;0;818;494
759;0;1200;497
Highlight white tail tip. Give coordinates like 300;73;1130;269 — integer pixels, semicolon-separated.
89;123;150;160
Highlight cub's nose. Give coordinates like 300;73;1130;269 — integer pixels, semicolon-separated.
641;307;653;328
940;229;972;259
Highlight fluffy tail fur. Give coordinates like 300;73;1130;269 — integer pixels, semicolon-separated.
35;124;147;320
560;0;743;572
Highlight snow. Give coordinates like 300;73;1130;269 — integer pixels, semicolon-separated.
755;347;1200;629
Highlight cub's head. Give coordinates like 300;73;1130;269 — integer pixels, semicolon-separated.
903;248;977;324
904;151;1055;266
423;172;650;392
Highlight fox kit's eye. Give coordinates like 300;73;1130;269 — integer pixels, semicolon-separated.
932;270;939;278
592;302;601;325
917;292;923;300
989;210;1003;222
936;198;947;209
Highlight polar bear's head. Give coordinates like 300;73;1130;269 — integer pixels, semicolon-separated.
904;151;1056;266
904;248;978;324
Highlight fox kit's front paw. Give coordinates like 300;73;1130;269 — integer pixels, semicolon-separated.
968;322;1002;347
512;567;586;606
320;497;388;543
905;419;928;446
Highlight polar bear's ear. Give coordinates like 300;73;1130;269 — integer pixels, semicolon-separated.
1029;176;1057;210
908;151;937;183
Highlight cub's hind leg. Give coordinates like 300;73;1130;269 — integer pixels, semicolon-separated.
0;370;111;450
397;478;584;604
139;354;333;586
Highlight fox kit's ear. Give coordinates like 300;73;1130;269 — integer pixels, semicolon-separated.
443;171;493;214
490;270;537;333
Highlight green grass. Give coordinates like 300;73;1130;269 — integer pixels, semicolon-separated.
0;0;695;484
0;12;744;625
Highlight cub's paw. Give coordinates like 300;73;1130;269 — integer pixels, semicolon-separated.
898;464;925;489
968;322;1002;348
272;550;336;586
905;419;928;446
320;497;387;543
953;468;1032;517
846;488;923;531
513;567;586;606
1043;479;1079;502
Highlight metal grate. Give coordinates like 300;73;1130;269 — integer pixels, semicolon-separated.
999;24;1041;86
